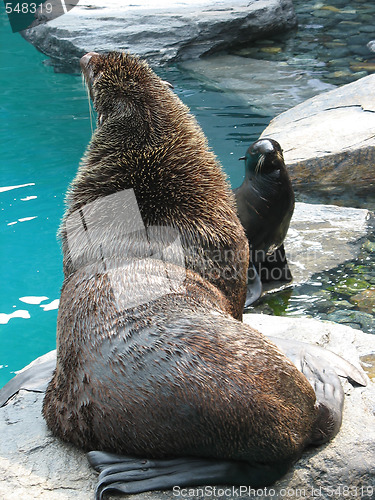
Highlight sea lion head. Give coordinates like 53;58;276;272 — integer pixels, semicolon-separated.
240;138;285;176
80;51;174;130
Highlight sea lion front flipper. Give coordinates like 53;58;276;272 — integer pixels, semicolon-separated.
267;336;367;387
257;244;292;283
301;352;344;444
244;263;262;307
0;350;56;407
87;452;290;499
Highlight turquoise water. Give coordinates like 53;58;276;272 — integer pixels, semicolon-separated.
0;10;269;387
0;13;91;386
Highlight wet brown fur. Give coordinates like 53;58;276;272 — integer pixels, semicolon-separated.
43;52;321;470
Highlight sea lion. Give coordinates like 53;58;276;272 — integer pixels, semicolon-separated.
234;138;294;305
19;51;365;499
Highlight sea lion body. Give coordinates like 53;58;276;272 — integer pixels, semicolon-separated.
235;139;294;289
46;261;315;460
39;52;360;497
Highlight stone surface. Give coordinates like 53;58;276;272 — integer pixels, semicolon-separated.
351;288;375;314
181;54;335;116
21;0;297;72
284;202;373;285
1;315;374;499
260;74;375;188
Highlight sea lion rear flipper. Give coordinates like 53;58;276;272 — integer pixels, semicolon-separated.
0;351;56;407
258;244;292;283
87;452;290;499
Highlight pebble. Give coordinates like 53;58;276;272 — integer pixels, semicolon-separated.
321;6;341;12
332;300;355;309
361;14;374;22
254;39;276;46
350;45;372;56
349;71;369;80
326;310;375;332
350;62;375;71
325;70;352;79
325;47;351;58
324;42;347;48
350;288;375;314
360;353;375;380
312;10;334;18
349;34;372;44
362;240;375;253
326;57;350;67
260;47;282;54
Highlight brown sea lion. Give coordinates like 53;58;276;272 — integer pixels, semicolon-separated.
35;52;366;499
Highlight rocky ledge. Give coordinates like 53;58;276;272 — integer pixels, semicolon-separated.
283;202;373;286
21;0;297;72
0;315;374;499
261;73;375;190
181;58;375;191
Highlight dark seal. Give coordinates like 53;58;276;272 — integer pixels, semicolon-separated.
34;52;365;499
234;138;295;305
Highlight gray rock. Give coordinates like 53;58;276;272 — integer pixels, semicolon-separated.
21;0;297;72
181;54;335;116
241;315;375;498
1;316;374;499
260;74;375;188
0;351;56;407
326;309;375;332
284;202;372;285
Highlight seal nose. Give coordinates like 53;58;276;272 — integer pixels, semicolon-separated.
80;51;100;70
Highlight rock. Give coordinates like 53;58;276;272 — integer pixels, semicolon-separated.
363;240;375;253
350;62;375;72
180;54;335;116
1;315;374;499
326;309;375;332
320;6;341;13
284;202;372;285
20;0;297;72
350;288;375;314
260;74;375;188
0;390;98;500
336;277;371;295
